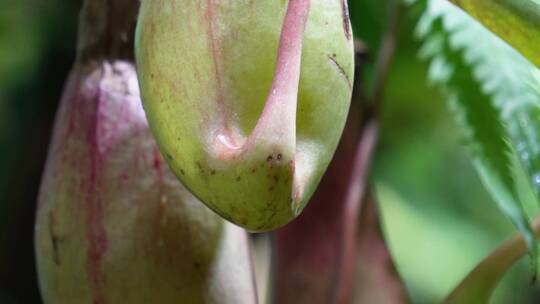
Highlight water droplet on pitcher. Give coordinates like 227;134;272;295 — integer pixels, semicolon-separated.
532;173;540;188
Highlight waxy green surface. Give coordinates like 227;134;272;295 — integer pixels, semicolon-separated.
451;0;540;68
35;63;257;304
136;0;354;231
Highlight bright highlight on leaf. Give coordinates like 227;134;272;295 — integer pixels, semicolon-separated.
450;0;540;68
413;0;540;274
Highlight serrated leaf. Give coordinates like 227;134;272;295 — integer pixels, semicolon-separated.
416;1;540;191
412;0;540;285
449;0;540;68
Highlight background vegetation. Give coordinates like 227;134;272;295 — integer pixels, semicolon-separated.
1;0;539;303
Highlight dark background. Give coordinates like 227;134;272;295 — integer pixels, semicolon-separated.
1;0;539;303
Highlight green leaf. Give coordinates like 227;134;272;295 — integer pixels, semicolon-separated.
444;216;540;303
449;0;540;68
412;0;540;280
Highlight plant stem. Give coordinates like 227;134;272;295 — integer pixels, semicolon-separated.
77;0;140;66
444;215;540;303
369;0;404;119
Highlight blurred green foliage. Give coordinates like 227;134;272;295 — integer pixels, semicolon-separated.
0;0;80;302
351;1;540;303
0;0;539;303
